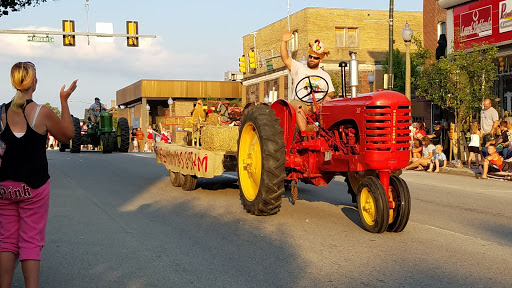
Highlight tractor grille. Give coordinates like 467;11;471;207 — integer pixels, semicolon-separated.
364;106;411;151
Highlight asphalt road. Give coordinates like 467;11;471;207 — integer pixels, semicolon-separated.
10;150;512;288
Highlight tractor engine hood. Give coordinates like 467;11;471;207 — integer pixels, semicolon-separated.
320;91;410;129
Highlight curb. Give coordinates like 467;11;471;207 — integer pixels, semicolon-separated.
438;166;477;177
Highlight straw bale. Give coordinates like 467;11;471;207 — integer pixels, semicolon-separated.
179;117;193;129
201;126;239;152
205;113;220;126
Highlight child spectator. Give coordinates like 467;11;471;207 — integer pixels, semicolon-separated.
427;145;447;173
467;122;481;168
160;130;169;144
405;136;435;171
411;139;422;162
479;144;503;179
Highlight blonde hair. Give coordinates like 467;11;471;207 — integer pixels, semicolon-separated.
470;122;479;134
435;145;443;153
10;62;36;112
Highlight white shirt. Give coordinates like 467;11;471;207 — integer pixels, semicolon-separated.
89;103;107;116
422;144;435;158
291;59;334;102
480;107;499;134
469;134;480;147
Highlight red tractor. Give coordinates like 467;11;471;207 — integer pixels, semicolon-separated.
237;75;411;233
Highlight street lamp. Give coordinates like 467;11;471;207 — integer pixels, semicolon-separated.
401;21;413;101
367;71;375;93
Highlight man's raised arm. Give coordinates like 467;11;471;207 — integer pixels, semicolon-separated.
281;31;293;70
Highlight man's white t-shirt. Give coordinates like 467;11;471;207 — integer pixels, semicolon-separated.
291;59;334;102
480;106;499;134
89;103;107;116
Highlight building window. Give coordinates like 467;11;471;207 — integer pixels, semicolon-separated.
289;30;299;52
438;22;446;39
335;27;358;48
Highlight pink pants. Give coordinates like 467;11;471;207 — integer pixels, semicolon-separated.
0;180;50;261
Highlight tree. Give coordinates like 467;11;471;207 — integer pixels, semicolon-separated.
0;0;48;17
382;36;433;94
43;102;61;117
415;42;497;159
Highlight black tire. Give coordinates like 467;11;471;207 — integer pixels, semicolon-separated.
344;177;357;204
182;174;197;191
70;117;81;153
357;176;389;233
237;104;286;216
170;171;183;187
101;134;113;154
386;175;411;233
58;143;68;152
116;118;130;153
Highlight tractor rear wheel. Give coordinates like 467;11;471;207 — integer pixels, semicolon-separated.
237;104;285;216
70;117;81;153
170;171;183;187
386;175;411;233
182;174;197;191
58;143;68;152
357;176;389;233
116;117;130;152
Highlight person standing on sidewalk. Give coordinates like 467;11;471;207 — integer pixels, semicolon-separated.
136;127;144;152
480;99;499;147
0;61;77;288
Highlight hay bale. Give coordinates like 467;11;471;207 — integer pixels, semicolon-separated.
205;113;220;126
201;126;239;152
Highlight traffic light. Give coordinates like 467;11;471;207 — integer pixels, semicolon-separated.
248;51;256;69
126;21;139;47
62;20;75;47
239;56;246;73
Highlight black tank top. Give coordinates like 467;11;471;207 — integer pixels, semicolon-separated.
0;101;49;188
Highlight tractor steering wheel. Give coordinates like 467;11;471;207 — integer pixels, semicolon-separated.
294;75;329;103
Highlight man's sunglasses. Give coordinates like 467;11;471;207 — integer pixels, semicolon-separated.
309;55;321;60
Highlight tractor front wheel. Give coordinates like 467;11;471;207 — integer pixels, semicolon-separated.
237;104;285;216
357;176;389;233
101;134;113;154
386;175;411;233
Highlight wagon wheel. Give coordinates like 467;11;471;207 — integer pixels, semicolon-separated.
386;175;411;232
294;75;329;103
170;171;183;187
237;104;286;215
356;176;389;233
181;174;198;191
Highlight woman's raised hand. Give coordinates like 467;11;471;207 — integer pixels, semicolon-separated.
60;79;78;102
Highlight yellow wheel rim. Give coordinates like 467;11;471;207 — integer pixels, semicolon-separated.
360;187;376;225
238;122;262;201
388;187;396;224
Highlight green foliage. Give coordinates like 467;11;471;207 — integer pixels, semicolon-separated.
416;43;497;124
382;36;433;94
0;0;47;17
328;71;341;97
43;102;61;117
415;42;497;159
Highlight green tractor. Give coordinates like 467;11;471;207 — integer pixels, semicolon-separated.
59;110;130;153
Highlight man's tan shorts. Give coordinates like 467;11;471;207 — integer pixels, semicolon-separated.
290;100;314;113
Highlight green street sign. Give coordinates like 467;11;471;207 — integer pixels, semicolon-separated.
27;35;54;43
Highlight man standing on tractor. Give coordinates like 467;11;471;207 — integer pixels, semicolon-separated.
88;97;107;124
281;31;335;131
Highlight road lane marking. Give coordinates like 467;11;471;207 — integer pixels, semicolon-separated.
413;222;508;248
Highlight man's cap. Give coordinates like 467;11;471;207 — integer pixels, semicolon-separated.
95;97;100;101
434;121;441;126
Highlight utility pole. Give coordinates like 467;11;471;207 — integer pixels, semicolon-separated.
86;0;90;45
388;0;394;89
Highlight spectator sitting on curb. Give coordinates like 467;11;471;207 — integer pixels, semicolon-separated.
482;121;507;157
411;139;422;163
405;136;435;171
479;144;503;179
427;145;447;173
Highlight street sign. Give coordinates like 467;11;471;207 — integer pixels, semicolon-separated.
27;35;54;43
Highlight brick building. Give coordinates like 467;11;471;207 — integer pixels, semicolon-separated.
240;7;423;105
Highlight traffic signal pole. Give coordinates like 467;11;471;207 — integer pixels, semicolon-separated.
0;29;156;39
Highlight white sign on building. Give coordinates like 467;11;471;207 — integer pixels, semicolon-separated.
499;0;512;33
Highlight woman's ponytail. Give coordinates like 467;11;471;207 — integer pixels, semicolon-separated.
10;62;36;112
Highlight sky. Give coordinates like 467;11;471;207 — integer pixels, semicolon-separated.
0;0;422;116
